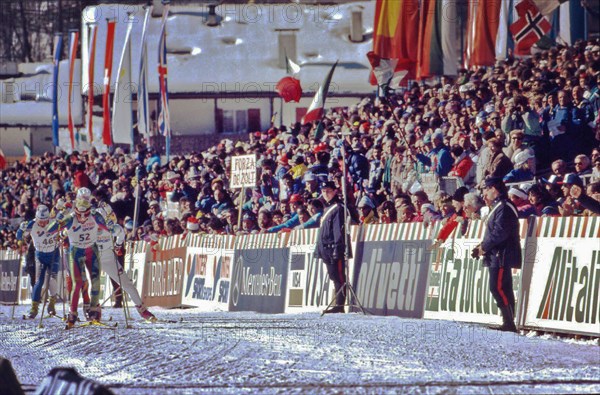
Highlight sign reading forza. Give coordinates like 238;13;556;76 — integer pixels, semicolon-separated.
229;248;289;314
354;240;429;317
424;241;521;325
526;246;600;336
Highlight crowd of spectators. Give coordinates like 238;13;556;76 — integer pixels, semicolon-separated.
1;39;600;250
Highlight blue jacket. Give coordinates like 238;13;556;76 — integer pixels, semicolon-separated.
416;145;453;177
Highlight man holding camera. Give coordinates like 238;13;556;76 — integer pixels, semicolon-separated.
472;177;521;333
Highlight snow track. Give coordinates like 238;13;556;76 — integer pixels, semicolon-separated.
1;306;599;394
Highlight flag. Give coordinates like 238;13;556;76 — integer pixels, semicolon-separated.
276;77;302;103
495;0;517;61
532;0;568;16
302;62;338;124
158;5;172;160
417;0;458;79
556;0;586;45
51;34;63;148
67;30;79;150
510;0;551;56
0;147;6;170
112;13;134;148
87;23;98;143
286;54;301;75
465;0;502;68
371;0;419;82
137;6;151;143
366;51;405;89
23;140;31;163
102;19;116;147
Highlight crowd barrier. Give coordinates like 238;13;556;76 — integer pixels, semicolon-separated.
1;216;598;337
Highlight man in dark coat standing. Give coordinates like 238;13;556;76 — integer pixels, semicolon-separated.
316;181;347;314
473;177;522;332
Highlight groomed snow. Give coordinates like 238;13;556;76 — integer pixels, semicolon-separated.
1;305;599;394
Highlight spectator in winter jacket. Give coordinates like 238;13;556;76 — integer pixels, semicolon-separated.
449;145;473;182
415;130;453;177
503;151;535;183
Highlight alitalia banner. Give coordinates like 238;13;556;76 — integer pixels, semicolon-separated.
424;219;527;325
523;216;600;336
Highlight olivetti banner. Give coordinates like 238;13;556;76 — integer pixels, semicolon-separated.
353;223;433;317
523;216;600;336
423;219;525;326
230;234;289;314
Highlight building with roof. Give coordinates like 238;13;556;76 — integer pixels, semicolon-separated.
1;0;376;157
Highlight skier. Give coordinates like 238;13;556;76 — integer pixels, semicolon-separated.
16;205;60;319
96;203;157;322
48;197;107;328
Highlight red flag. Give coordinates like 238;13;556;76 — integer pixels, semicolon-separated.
67;30;79;150
371;0;419;83
465;0;502;68
87;24;97;143
510;0;551;56
102;19;116;146
276;77;302;103
0;147;6;170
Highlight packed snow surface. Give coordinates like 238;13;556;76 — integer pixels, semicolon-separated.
1;305;599;394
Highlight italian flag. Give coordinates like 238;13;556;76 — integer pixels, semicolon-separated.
0;147;6;170
302;62;337;124
23;140;31;163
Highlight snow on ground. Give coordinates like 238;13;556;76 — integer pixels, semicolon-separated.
1;304;599;394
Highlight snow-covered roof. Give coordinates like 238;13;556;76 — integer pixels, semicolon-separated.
81;1;375;96
0;60;83;126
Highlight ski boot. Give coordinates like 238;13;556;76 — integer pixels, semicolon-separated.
27;301;39;319
113;292;123;308
65;312;77;330
136;305;157;323
47;296;57;316
88;306;101;322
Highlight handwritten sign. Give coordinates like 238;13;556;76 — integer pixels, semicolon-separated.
230;155;257;189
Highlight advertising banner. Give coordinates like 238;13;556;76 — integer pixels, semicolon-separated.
181;234;234;310
353;223;434;317
424;219;526;326
286;229;334;312
229;233;289;314
523;216;600;336
0;259;20;305
142;236;185;307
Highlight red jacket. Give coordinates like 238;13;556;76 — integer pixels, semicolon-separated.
450;155;473;180
73;170;91;189
436;211;467;242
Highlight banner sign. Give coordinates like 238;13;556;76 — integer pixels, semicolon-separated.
0;259;20;305
230;154;256;189
353;223;433;317
181;234;234;310
121;245;148;305
36;367;112;395
424;219;525;325
523;216;600;336
229;233;289;314
286;229;333;312
142;236;185;307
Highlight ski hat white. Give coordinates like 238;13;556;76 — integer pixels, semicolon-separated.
36;205;50;220
77;187;92;201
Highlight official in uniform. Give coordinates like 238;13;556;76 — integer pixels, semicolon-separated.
472;177;522;332
315;181;347;314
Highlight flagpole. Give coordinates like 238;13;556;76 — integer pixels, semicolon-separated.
127;12;134;153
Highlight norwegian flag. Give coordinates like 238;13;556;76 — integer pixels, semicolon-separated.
510;0;551;56
157;5;171;159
